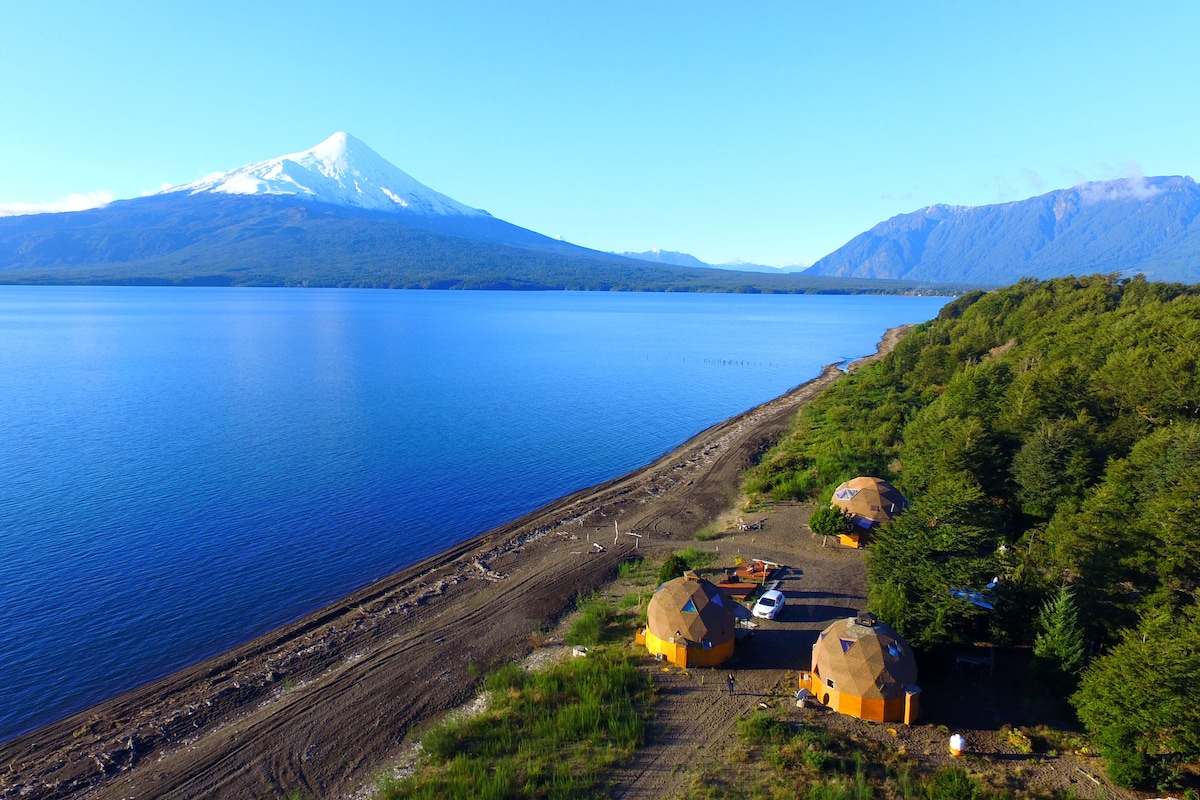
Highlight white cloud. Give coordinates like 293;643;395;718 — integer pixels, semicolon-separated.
1077;165;1161;204
141;182;174;196
0;190;114;217
1060;160;1164;204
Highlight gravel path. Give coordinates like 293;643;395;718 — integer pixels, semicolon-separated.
0;333;895;800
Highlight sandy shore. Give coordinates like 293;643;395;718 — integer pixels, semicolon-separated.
0;327;910;800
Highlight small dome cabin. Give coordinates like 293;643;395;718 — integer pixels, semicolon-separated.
799;612;920;724
829;476;907;547
636;574;736;667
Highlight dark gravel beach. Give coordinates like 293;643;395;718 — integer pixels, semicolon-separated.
0;330;909;800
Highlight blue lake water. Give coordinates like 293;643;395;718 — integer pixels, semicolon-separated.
0;287;947;740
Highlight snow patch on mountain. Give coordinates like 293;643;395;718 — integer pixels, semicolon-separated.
163;132;488;217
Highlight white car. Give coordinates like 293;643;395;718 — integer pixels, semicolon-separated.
752;589;785;620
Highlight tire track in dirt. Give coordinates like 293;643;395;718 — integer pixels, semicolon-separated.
1;331;907;800
608;503;870;800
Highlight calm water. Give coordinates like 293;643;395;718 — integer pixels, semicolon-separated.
0;287;946;739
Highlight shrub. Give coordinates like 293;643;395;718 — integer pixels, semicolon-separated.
803;749;832;771
1007;727;1033;754
923;767;980;800
736;711;789;745
420;719;462;761
657;554;690;584
809;503;852;539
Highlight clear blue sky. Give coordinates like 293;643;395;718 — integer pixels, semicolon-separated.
2;2;1196;266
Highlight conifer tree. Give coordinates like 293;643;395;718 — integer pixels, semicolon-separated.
1073;604;1200;788
1032;584;1086;693
657;554;690;585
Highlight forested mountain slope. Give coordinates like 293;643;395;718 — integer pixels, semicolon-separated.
746;275;1200;789
803;177;1200;284
0;194;951;293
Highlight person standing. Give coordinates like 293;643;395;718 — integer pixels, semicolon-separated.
726;673;736;696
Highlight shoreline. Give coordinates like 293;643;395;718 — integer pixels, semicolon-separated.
0;326;911;800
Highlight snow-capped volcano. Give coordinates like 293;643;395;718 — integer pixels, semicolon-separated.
164;132;488;217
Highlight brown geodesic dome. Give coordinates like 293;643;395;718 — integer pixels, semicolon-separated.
830;477;907;526
811;613;917;701
646;575;736;648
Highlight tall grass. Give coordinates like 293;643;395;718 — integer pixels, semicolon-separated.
677;546;717;570
707;710;1004;800
923;767;983;800
567;593;614;646
380;649;652;799
617;556;645;581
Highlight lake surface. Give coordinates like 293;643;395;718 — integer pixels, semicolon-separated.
0;287;946;739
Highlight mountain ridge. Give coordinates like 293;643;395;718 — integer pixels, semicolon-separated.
804;176;1200;284
0;192;946;293
164;132;489;218
0;133;955;293
619;249;805;274
11;132;1190;290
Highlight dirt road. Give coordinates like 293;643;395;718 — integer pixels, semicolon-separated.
1;332;905;800
608;503;869;799
605;502;1132;800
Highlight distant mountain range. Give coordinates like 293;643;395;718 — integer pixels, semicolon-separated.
2;133;1195;289
619;249;805;274
804;176;1200;284
0;133;936;293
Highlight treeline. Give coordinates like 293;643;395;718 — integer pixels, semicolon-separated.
744;274;1200;789
0;194;971;294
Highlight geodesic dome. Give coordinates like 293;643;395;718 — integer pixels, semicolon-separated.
802;612;920;723
830;477;907;526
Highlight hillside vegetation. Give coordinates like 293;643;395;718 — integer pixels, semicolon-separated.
745;274;1200;790
804;176;1200;284
0;195;966;294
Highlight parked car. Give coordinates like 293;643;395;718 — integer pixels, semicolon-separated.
752;589;785;620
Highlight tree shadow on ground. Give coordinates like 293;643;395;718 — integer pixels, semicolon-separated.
731;628;817;670
786;604;857;623
784;590;862;602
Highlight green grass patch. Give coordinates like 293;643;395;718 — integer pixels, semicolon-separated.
380;649;653;799
736;711;792;746
656;547;718;584
678;547;717;571
682;713;1018;800
567;593;615;647
616;556;646;581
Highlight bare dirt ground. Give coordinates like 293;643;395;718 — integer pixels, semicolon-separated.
601;503;1137;800
5;325;1138;800
606;501;869;798
1;334;897;800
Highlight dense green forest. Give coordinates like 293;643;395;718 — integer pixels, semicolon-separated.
745;275;1200;790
